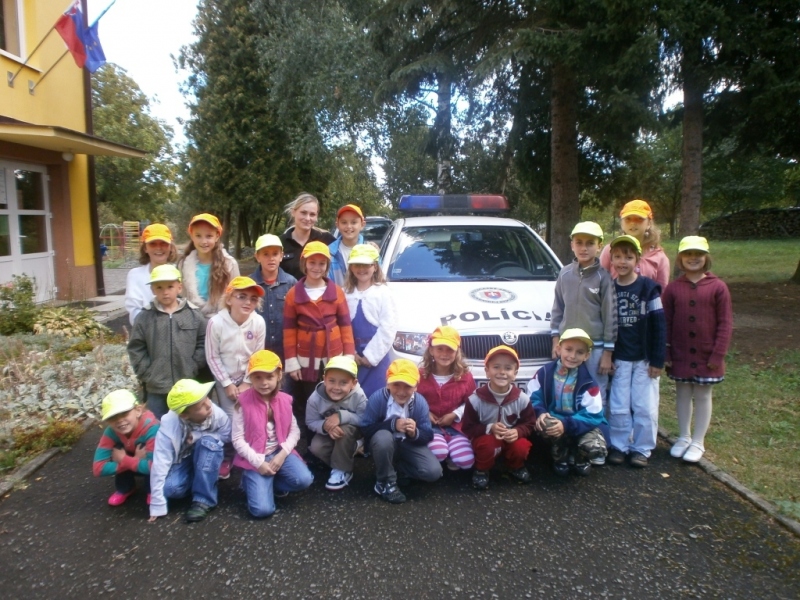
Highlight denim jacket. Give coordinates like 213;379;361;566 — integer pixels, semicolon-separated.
250;267;297;359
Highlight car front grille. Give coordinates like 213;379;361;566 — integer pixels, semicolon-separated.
460;333;552;361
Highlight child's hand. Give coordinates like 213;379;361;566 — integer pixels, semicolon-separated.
287;369;302;382
534;413;549;433
258;461;276;476
404;419;417;437
323;413;340;434
438;412;457;427
503;427;519;442
598;350;613;375
355;354;372;367
111;447;127;464
491;422;507;440
648;366;662;379
266;450;287;473
551;337;559;359
133;444;147;461
225;384;239;401
429;411;439;426
707;363;718;370
545;419;563;437
328;425;345;440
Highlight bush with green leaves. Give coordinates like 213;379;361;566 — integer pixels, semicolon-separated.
0;275;39;335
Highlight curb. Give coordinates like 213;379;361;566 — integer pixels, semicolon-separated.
658;427;800;537
0;419;96;501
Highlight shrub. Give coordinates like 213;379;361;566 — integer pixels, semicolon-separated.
0;275;39;335
34;307;112;339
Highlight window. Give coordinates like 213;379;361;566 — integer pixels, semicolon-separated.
0;0;21;56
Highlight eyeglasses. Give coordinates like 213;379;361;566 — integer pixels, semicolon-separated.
233;293;260;303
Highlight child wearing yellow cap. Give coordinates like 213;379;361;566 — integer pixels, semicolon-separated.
305;356;368;491
127;265;208;419
206;276;267;478
232;351;313;517
416;326;476;471
178;213;240;317
360;359;442;504
462;346;535;490
93;390;159;507
344;244;397;398
528;329;608;477
328;204;366;286
662;236;732;464
125;223;178;326
149;379;232;523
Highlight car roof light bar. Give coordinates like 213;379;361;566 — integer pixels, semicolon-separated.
398;194;509;213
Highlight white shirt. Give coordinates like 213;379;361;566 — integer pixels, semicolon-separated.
345;284;398;366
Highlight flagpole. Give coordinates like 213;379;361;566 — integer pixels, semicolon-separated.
90;0;117;28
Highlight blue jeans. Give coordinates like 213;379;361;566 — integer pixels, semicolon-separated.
240;452;313;518
609;359;659;457
114;471;148;494
146;392;169;420
163;436;224;507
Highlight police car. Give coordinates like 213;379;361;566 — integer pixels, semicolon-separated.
381;195;562;387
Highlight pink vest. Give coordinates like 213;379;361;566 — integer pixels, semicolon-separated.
232;389;300;471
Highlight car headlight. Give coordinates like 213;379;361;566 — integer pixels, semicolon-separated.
392;332;429;356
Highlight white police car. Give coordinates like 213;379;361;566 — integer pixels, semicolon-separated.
381;195;562;387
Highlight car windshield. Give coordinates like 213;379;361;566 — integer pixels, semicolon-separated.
387;225;560;282
363;220;390;243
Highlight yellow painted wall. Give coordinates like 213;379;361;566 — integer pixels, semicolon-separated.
69;155;94;266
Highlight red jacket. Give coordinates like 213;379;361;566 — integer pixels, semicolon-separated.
417;371;476;432
462;385;536;440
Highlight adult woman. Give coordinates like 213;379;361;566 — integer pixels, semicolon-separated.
280;193;335;280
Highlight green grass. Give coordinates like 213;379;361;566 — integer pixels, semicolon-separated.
660;238;798;283
659;351;800;520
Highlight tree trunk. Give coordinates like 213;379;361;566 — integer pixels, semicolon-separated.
550;62;580;263
436;71;453;194
679;42;704;237
791;259;800;284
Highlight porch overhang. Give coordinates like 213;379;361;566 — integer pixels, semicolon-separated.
0;119;146;158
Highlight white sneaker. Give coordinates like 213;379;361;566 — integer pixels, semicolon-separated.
682;442;705;463
325;469;353;491
670;436;692;458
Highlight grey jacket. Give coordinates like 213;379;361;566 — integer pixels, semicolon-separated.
305;381;368;435
128;298;208;394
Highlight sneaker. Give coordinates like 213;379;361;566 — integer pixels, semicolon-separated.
472;470;490;490
573;462;591;476
553;461;569;477
445;457;460;471
374;481;406;504
274;489;289;499
185;501;213;523
325;469;353;491
682;442;705;463
607;448;626;465
108;489;136;506
354;439;365;457
671;436;692;458
218;459;232;480
629;452;648;468
589;455;606;466
510;466;531;484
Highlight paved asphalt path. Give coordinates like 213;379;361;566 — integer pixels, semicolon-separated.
1;429;799;599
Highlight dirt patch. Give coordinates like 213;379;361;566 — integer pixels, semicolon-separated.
728;281;800;362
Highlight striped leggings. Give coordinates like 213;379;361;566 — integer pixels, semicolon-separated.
428;432;475;469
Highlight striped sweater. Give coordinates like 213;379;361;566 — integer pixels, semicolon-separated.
92;410;160;477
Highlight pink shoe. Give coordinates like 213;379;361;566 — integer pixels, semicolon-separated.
218;459;232;480
108;489;136;506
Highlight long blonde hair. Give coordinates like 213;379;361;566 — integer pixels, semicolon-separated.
418;345;470;382
343;262;386;293
284;192;320;226
180;233;231;308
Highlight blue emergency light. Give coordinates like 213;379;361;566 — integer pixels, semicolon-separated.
398;194;509;214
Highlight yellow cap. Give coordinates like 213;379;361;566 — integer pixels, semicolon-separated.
247;350;282;375
429;325;460;350
678;235;709;253
324;355;358;378
141;223;173;244
559;328;593;349
226;276;265;296
301;241;332;260
167;379;214;414
337;204;365;220
149;264;182;284
620;199;653;220
484;345;520;366
386;359;420;386
609;235;642;255
255;234;283;252
101;389;138;421
188;213;223;235
348;244;380;265
570;221;604;243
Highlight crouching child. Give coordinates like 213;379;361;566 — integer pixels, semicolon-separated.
149;379;231;523
93;390;159;507
306;356;368;491
528;328;608;477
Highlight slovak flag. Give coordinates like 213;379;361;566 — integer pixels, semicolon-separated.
55;1;106;73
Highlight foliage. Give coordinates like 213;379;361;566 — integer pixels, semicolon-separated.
33;308;112;339
92;64;178;221
0;275;39;335
13;420;84;453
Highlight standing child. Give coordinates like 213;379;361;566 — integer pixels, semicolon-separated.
662;236;732;463
149;379;231;523
416;326;476;471
306;356;368;491
361;359;443;504
93;390;159;506
606;236;666;467
125;223;179;326
179;213;240;317
600;200;670;289
128;265;207;419
283;241;355;443
250;234;297;361
529;329;608;476
329;204;366;286
344;244;397;398
462;346;535;490
206;276;267;478
232;351;313;518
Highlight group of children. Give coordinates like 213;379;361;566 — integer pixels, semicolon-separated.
97;197;732;522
